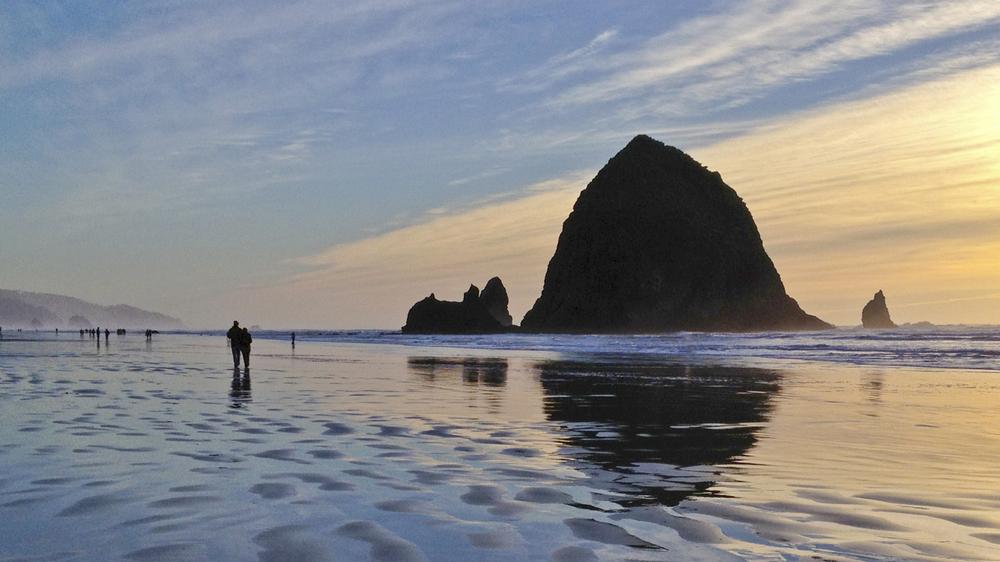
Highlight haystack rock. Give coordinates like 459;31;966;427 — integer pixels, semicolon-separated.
402;279;513;334
521;134;832;333
861;290;897;329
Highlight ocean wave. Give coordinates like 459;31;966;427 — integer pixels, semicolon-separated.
182;326;1000;371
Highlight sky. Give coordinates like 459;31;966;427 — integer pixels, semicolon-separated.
2;0;999;329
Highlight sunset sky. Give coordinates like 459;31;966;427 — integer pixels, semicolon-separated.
2;1;999;329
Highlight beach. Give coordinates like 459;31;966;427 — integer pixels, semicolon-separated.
2;331;1000;561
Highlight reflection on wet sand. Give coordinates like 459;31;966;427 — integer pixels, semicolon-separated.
407;357;510;416
230;371;251;409
537;358;781;507
407;357;508;387
6;335;998;561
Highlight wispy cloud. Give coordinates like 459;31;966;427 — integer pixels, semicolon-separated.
6;1;1000;327
250;62;1000;328
235;173;591;327
1;0;438;89
507;0;1000;116
1;0;508;229
695;62;1000;324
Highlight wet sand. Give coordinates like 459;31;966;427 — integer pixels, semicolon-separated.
1;333;999;561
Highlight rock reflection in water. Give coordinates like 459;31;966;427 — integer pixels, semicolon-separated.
537;358;780;507
407;357;507;387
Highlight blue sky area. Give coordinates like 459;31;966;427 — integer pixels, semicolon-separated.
3;1;1000;328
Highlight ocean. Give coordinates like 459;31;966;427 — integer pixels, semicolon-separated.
1;328;998;561
247;325;1000;370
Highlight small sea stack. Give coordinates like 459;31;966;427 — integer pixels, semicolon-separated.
402;278;513;334
862;290;897;329
521;134;832;333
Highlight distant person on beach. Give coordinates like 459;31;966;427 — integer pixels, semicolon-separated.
291;332;295;347
240;327;252;368
226;321;242;368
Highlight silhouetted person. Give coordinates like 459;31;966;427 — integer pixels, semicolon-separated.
226;321;242;368
240;327;252;368
105;328;109;340
291;332;296;348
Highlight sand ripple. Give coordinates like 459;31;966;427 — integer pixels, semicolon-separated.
255;525;330;562
336;521;429;562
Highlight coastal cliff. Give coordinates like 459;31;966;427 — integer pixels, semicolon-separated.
0;289;184;330
521;135;832;333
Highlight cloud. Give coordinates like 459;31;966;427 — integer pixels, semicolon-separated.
243;62;1000;328
7;1;1000;328
694;62;1000;323
227;173;591;328
506;0;1000;116
0;0;436;88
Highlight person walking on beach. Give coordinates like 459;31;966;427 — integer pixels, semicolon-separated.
240;327;252;368
226;321;242;368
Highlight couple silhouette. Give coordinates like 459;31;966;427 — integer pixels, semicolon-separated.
226;321;253;369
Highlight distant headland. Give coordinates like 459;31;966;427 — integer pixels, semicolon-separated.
0;289;184;330
404;134;833;334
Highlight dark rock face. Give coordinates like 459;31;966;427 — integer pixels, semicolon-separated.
862;290;897;329
479;277;513;327
521;134;832;333
402;279;513;334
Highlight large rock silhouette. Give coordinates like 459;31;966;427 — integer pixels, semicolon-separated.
521;135;832;333
861;290;897;329
402;279;513;334
479;277;513;327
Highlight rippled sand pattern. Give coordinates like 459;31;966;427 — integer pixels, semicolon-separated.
1;333;999;561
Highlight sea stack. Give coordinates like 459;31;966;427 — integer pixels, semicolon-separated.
479;277;513;327
861;290;897;329
402;278;513;334
521;134;832;333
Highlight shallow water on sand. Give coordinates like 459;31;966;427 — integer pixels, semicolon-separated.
1;333;999;561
